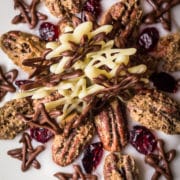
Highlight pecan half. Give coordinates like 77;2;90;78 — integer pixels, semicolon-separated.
100;0;142;48
95;99;128;152
52;113;95;166
0;31;45;74
127;89;180;134
104;153;139;180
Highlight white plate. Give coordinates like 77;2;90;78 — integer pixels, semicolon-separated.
0;1;180;180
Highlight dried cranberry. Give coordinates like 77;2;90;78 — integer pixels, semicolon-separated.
30;127;54;143
150;72;178;93
15;80;33;88
83;0;102;18
82;142;103;173
130;126;156;155
39;22;59;42
138;27;159;52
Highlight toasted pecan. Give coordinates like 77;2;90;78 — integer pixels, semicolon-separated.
104;153;139;180
95;98;128;152
100;0;142;48
43;0;84;18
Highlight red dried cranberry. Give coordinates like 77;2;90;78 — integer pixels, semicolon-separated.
83;0;102;18
150;72;178;93
130;126;156;155
15;80;33;88
30;127;54;143
138;27;159;52
82;142;103;173
39;22;59;42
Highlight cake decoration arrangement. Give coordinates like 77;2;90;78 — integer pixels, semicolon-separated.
0;0;180;179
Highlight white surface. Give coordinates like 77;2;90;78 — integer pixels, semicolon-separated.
0;1;180;180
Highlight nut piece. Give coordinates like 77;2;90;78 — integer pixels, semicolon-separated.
95;99;128;152
100;0;142;48
0;31;45;74
104;153;139;180
0;98;34;139
52;113;95;166
127;90;180;134
150;33;180;72
43;0;84;18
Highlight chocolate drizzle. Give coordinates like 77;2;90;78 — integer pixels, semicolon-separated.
7;132;45;171
19;69;83;90
22;55;60;78
54;164;97;180
145;139;176;180
12;0;47;29
0;67;18;101
143;0;180;30
19;103;62;134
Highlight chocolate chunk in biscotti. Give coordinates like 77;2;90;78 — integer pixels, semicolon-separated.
0;98;34;139
127;89;180;134
100;0;142;48
52;113;95;166
0;31;45;74
104;153;139;180
95;98;128;152
43;0;84;18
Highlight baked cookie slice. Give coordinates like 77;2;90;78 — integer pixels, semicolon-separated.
43;0;84;18
127;89;180;134
0;31;45;74
104;153;139;180
0;98;34;139
150;33;180;72
52;113;95;166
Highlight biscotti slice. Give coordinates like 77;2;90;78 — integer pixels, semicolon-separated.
0;98;34;139
127;89;180;134
95;98;128;152
104;153;139;180
52;113;95;166
0;31;45;74
150;32;180;72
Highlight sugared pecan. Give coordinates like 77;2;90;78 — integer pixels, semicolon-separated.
127;89;180;134
100;0;142;48
52;113;95;166
94;98;128;152
104;153;139;180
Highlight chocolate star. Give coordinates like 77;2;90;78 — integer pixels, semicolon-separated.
145;139;176;180
0;67;18;101
20;103;62;134
7;133;45;171
54;164;97;180
12;0;47;29
143;0;180;30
